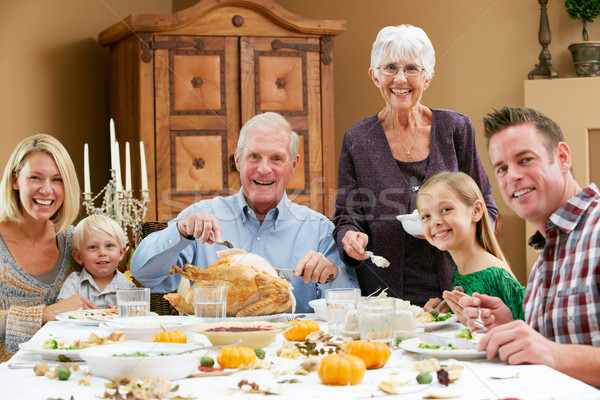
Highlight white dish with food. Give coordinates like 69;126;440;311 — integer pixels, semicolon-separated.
55;309;119;325
400;337;486;360
80;342;206;380
19;337;85;361
396;211;423;236
192;320;290;348
99;315;201;341
416;314;458;330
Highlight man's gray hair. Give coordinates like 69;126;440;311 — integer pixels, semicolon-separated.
237;112;299;160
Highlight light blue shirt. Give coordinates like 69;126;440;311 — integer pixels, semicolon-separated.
130;190;358;313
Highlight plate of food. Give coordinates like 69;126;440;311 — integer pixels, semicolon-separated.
99;315;201;341
54;309;119;325
18;332;127;361
415;313;458;330
400;331;486;360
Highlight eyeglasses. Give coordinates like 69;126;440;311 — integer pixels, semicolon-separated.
378;64;425;77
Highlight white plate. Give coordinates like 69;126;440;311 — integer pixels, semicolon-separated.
416;314;458;330
400;337;486;360
19;338;84;361
99;315;202;341
56;310;157;325
224;313;288;322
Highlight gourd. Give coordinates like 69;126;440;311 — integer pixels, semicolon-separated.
217;346;257;369
345;340;391;369
150;330;187;343
282;319;320;341
317;353;366;386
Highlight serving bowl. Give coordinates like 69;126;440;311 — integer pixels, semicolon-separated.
308;298;328;321
396;212;423;236
99;315;202;341
192;320;289;348
79;342;205;380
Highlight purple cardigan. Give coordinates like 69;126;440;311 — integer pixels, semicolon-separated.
333;110;497;305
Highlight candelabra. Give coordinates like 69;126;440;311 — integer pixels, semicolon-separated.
82;169;150;246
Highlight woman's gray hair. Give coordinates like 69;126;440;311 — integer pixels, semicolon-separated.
237;112;299;160
370;24;435;80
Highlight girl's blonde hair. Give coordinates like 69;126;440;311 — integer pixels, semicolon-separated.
417;171;507;263
0;134;80;233
72;214;127;251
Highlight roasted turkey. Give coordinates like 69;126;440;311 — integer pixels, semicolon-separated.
164;250;295;317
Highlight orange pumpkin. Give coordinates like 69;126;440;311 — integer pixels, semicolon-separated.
217;346;257;369
150;330;187;343
318;353;366;386
282;319;320;341
345;340;391;369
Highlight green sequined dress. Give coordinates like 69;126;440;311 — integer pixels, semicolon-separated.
452;265;525;320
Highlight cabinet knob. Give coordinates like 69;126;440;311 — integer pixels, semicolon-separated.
275;77;287;89
232;15;244;27
193;157;205;169
191;76;203;88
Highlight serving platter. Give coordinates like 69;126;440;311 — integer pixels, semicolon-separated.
99;315;201;341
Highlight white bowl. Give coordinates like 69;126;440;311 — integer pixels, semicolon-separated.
396;212;423;236
80;342;205;380
308;299;328;321
99;315;202;341
191;320;289;348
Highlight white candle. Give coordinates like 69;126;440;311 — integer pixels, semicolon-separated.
84;143;91;194
140;141;148;191
114;141;123;191
109;119;116;172
125;142;132;191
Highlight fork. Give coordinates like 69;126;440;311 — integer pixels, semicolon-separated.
473;307;488;331
286;314;306;322
429;285;463;317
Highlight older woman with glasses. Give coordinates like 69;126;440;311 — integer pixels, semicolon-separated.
334;24;497;308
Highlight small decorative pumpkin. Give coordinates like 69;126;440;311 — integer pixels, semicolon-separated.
283;319;320;341
345;340;390;369
150;330;187;343
217;345;257;369
317;353;366;386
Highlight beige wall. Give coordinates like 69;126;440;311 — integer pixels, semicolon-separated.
0;0;171;201
1;0;598;284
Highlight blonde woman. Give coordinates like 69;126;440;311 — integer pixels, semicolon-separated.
0;134;94;360
417;171;524;321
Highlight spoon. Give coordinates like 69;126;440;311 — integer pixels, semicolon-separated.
174;339;242;355
367;252;390;268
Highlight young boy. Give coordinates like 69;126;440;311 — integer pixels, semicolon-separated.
58;214;135;308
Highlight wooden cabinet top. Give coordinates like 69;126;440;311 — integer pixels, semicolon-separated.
99;0;345;47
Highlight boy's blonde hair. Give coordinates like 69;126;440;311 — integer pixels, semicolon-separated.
417;171;507;263
72;215;127;250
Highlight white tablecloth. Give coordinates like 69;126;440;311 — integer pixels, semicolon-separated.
1;315;599;400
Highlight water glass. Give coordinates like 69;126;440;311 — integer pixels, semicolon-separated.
358;297;396;345
116;288;150;318
325;288;361;335
193;286;227;322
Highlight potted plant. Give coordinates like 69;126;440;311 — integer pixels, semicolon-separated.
565;0;600;76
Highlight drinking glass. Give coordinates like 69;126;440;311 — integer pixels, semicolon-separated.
358;297;396;345
193;286;228;322
116;288;150;318
325;288;361;335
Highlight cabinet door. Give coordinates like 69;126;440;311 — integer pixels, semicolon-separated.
153;35;241;221
240;36;324;213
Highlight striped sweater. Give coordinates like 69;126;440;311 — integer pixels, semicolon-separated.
0;226;77;361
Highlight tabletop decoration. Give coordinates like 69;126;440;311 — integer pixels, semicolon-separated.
82;119;149;246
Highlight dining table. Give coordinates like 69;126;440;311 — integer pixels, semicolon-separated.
1;313;599;400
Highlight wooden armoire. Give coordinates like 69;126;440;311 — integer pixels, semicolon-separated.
98;0;345;222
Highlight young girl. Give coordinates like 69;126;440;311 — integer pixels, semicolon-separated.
417;171;524;321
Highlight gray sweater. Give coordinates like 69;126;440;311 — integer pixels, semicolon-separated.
333;110;497;305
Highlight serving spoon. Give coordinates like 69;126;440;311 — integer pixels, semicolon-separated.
174;339;242;355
